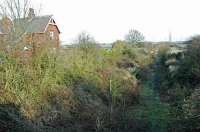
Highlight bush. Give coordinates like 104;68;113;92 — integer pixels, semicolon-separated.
153;41;200;131
0;42;141;131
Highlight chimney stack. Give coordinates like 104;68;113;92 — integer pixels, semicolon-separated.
28;8;35;19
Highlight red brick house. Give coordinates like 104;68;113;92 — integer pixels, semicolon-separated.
0;8;61;53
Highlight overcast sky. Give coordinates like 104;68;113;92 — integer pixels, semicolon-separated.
34;0;200;43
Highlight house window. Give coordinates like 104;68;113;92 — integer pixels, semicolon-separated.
50;31;55;40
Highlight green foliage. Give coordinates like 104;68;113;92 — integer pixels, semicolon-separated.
0;46;75;130
0;41;141;131
153;41;200;131
0;38;199;132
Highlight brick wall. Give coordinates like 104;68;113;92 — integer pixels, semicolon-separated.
46;24;60;48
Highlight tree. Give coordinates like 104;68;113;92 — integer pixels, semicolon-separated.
76;31;96;45
0;0;42;51
75;31;96;50
125;29;145;44
189;35;200;44
0;0;43;40
75;31;97;57
0;0;31;20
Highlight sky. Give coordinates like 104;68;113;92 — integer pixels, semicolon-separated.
33;0;200;43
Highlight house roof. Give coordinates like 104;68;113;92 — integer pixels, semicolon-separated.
27;15;53;33
0;15;60;34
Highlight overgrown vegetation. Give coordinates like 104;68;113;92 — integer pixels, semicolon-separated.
153;39;200;131
0;1;199;129
0;40;140;131
0;32;200;131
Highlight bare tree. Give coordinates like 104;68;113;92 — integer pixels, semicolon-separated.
0;0;28;43
74;31;97;58
125;29;145;44
0;0;31;20
76;31;96;45
75;31;97;50
0;0;42;51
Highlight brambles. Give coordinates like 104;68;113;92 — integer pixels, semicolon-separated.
0;41;141;131
0;35;199;131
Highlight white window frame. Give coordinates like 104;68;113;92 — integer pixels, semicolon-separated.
50;31;55;40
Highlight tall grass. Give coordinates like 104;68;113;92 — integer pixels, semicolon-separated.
0;46;74;120
0;43;140;131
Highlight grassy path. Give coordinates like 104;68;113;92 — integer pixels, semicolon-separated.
132;81;171;132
